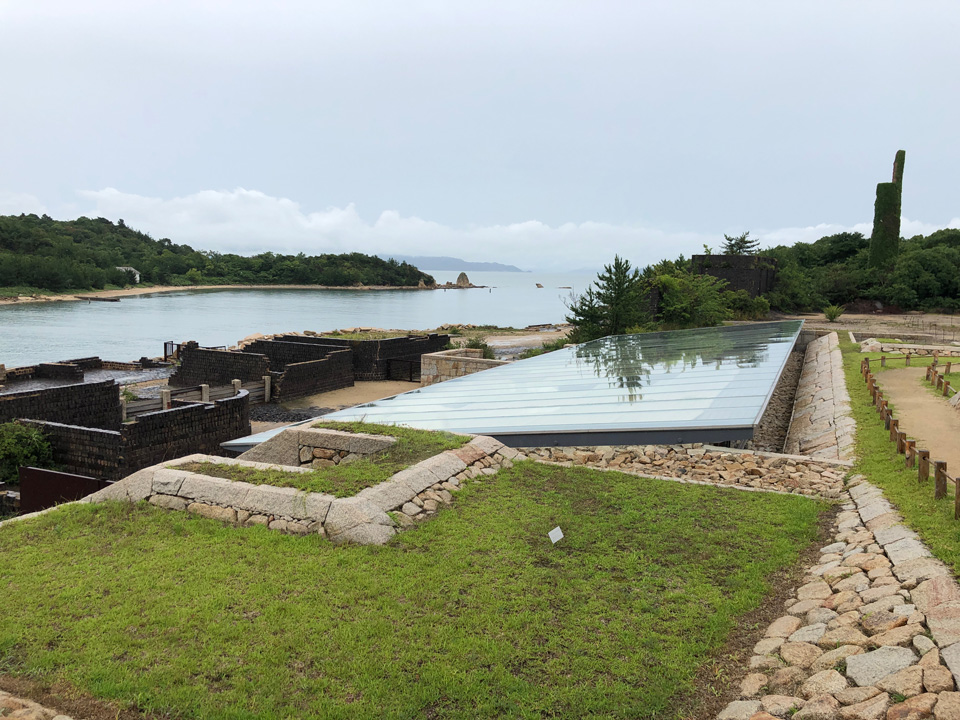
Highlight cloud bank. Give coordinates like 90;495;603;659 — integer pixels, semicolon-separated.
36;187;957;272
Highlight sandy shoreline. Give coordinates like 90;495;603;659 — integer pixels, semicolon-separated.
0;283;463;305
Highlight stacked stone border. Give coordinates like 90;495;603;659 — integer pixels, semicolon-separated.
524;444;851;499
420;348;510;386
859;337;960;359
717;476;960;720
81;432;524;545
785;332;855;461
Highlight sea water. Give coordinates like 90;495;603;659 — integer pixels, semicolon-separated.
0;271;594;367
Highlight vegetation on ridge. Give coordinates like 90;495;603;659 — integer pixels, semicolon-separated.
0;214;435;292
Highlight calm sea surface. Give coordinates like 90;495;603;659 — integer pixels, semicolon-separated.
0;271;593;367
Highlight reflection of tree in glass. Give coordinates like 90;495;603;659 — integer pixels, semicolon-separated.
573;324;798;402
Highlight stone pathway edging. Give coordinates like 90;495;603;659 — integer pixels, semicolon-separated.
0;690;75;719
77;435;524;545
785;332;856;462
717;476;960;720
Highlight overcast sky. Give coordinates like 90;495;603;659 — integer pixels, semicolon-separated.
1;1;958;271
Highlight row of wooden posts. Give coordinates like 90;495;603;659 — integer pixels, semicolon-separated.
860;355;958;518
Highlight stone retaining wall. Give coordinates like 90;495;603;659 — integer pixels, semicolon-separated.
237;427;396;467
784;332;855;461
84;433;522;545
524;444;849;498
860;338;960;358
420;348;511;386
717;477;960;720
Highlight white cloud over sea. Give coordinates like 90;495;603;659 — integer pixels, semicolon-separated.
73;188;960;273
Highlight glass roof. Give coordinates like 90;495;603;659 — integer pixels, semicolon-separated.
323;320;804;446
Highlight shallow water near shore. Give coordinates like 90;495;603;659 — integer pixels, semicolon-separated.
0;271;591;367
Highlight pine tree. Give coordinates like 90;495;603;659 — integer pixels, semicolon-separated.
721;232;760;255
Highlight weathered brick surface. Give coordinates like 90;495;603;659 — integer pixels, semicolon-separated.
278;334;450;380
0;379;121;430
169;344;269;387
243;339;345;371
271;351;353;401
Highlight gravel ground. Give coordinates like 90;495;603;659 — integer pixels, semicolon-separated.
249;404;333;423
751;350;803;453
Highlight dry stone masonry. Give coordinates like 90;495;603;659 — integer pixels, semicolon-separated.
525;444;849;499
860;338;960;358
419;348;510;385
717;476;960;720
0;690;74;720
83;431;523;545
785;332;856;461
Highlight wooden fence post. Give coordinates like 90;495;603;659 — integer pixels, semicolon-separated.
955;474;960;520
889;418;899;442
896;430;907;454
944;381;951;398
881;355;887;367
200;384;210;402
905;440;916;468
883;407;892;430
906;353;911;367
865;357;871;372
937;375;944;391
919;450;931;482
935;461;948;500
160;388;171;410
947;361;953;375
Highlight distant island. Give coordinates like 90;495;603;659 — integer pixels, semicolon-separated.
379;254;527;272
0;214;435;295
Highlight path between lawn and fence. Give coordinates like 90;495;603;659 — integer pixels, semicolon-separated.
875;366;960;474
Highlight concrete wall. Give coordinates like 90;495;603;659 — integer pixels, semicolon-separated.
691;254;777;297
420;348;510;386
0;380;122;430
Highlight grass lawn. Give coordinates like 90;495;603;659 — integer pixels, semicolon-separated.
840;340;960;573
176;423;469;498
0;462;826;720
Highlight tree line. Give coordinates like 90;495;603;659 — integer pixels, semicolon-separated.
0;214;435;291
567;228;960;343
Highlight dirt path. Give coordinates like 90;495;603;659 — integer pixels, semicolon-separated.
877;366;960;471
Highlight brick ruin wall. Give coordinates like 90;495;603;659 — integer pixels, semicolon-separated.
271;350;354;402
242;339;345;371
22;392;251;481
0;380;121;431
169;346;270;387
690;254;777;297
290;334;450;380
121;393;250;472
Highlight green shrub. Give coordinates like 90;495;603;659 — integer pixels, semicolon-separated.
725;289;770;320
518;336;570;359
465;335;495;360
0;422;54;485
823;304;845;322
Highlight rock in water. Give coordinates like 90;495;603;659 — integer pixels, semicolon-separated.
456;272;471;287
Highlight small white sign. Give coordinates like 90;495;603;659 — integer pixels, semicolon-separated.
548;526;564;544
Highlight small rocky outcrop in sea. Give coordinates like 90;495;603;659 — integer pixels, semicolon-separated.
455;272;471;288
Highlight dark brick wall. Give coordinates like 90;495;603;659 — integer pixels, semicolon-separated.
242;339;344;371
19;420;122;480
21;392;251;481
691;255;778;297
280;334;450;380
170;346;270;387
120;391;251;473
272;350;353;402
37;363;84;381
0;380;121;430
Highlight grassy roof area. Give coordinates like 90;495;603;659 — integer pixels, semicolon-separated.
177;422;469;497
0;461;826;719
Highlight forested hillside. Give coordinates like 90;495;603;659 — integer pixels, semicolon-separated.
0;214;434;292
763;229;960;312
